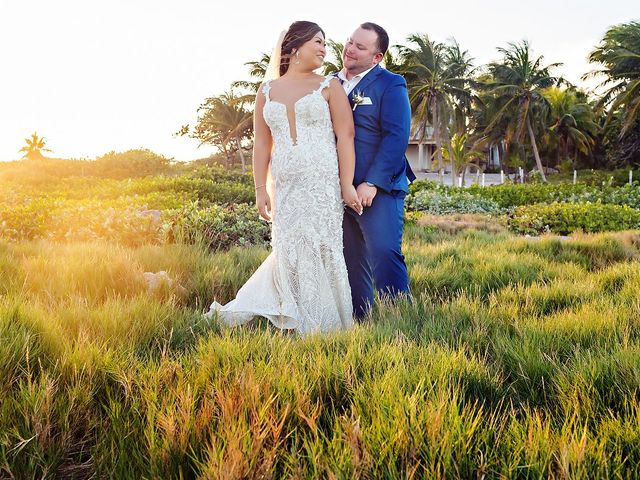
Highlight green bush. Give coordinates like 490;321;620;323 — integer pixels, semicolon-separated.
0;197;270;250
609;168;640;187
93;149;173;178
185;165;254;185
120;176;255;205
410;180;596;209
508;202;640;235
596;184;640;209
0;199;163;245
163;202;270;251
411;180;640;212
0;167;260;244
0;158;95;182
0;197;58;240
408;179;449;195
466;183;593;208
1;174;255;207
406;189;504;215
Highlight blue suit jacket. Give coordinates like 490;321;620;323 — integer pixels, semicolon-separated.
344;65;415;193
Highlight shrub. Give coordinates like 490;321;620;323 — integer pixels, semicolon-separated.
408;179;449;195
0;158;95;182
93;149;173;178
464;183;640;210
163;202;270;251
508;202;640;235
0;197;271;250
597;184;640;209
0;198;58;241
465;183;593;208
0;199;164;245
53;205;164;245
406;189;504;215
119;176;255;205
186;165;254;185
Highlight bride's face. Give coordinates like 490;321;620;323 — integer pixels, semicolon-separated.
296;32;326;70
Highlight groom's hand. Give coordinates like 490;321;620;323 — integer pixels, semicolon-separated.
356;182;377;208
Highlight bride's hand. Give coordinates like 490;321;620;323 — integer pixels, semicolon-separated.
256;190;272;221
342;185;363;215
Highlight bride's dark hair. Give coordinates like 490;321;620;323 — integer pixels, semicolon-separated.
280;21;325;76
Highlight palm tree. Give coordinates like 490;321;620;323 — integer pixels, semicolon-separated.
445;40;476;135
187;91;253;170
382;45;404;74
322;40;344;75
469;74;512;172
542;87;598;168
484;40;563;181
231;53;271;103
586;21;640;136
439;133;483;185
19;132;52;160
398;34;474;183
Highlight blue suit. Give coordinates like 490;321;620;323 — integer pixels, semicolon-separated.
340;65;415;318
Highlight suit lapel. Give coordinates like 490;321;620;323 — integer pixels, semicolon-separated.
349;64;383;100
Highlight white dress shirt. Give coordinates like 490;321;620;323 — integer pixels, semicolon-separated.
337;65;377;95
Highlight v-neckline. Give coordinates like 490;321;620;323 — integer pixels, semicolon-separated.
266;82;325;147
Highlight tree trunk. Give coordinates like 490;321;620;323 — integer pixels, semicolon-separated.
420;117;429;171
497;141;504;171
221;143;231;168
442;108;456;186
235;135;246;172
448;141;456;187
526;117;547;182
432;103;444;184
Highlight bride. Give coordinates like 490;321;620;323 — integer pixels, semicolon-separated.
205;21;361;335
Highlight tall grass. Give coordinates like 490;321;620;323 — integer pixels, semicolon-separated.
1;226;639;478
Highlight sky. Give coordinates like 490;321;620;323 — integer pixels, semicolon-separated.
0;0;637;162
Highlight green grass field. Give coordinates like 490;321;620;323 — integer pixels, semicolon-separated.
1;222;639;478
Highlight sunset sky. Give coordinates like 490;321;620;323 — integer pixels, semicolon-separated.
1;0;636;162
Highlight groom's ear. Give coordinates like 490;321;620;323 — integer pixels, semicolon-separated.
372;52;384;65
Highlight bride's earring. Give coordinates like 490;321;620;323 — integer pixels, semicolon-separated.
295;51;300;64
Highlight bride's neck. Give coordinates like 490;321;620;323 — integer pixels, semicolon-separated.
284;66;316;77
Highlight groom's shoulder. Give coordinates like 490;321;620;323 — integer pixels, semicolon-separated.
378;67;405;83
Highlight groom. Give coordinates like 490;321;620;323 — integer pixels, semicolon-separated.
338;22;415;319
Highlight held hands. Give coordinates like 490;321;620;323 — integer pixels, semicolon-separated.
255;188;272;221
356;182;377;208
342;184;363;215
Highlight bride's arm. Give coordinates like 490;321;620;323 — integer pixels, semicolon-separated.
253;86;273;221
328;79;361;214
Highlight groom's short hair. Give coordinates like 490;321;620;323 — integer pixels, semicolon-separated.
360;22;389;55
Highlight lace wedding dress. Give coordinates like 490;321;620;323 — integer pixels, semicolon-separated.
205;76;353;335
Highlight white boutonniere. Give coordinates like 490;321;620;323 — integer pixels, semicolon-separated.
352;90;365;111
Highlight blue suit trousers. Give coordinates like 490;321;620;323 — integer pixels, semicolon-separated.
343;189;410;319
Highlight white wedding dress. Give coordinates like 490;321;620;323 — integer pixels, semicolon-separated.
205;76;354;335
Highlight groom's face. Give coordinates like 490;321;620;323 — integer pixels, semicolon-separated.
342;27;383;75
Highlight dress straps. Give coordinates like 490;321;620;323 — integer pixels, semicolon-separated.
262;81;272;101
315;75;334;93
262;76;331;102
